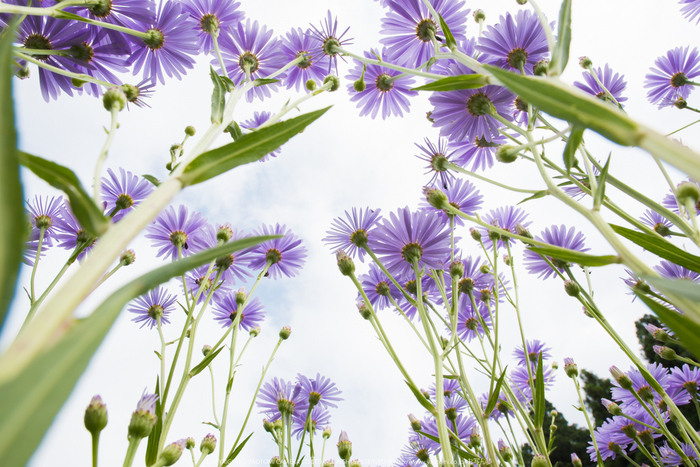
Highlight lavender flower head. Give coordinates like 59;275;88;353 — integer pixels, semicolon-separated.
669;364;700;397
183;264;232;304
655;260;700;282
135;389;158;414
212;294;265;331
217;19;287;102
102;168;154;221
523;225;589;280
180;0;245;53
415;138;456;188
477;206;531;251
281;27;330;92
645;46;700;108
573;64;628;105
640;210;673;237
292;406;331;439
53;203;97;262
257;377;305;421
679;0;700;24
476;9;551;75
145;205;208;261
379;0;469;69
27;195;63;237
345;48;417;120
663;179;700;215
358;262;400;310
372;207;452;278
454;295;491;341
128;286;176;329
70;0;155;48
448;134;508;172
323;207;382;263
514;339;552;368
296;373;343;409
660;442;698;466
308;10;352;75
420;179;483;226
247;224;307;279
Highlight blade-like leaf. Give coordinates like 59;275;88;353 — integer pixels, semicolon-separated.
528;245;621;267
411;74;488;92
225;121;243;141
145;376;162;466
643;277;700;302
438;13;457;50
593;155;611;210
254;78;280;87
610;224;700;273
210;66;226;124
636;293;700;360
416;431;479;460
549;0;572;75
518;190;548;205
405;381;437;416
224;432;254;466
181;107;330;185
484;368;508;417
563;126;584;173
0;23;23;332
0;235;278;467
189;346;224;377
484;65;641;147
19;151;109;236
534;353;545;428
142;174;160;187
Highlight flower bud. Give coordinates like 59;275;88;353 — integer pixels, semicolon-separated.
621;422;637;439
270;456;283;467
488;229;501;242
638;429;654;446
579;56;593;69
202;345;212;356
609;366;634;391
103;87;126;112
408;414;422;431
449;260;464;279
185;437;196;450
503;254;511;266
470;227;482;241
324;75;340;92
263;418;274;433
306;79;318;91
16;66;30;79
200;433;217;454
160;439;186;466
479;264;490;274
279;326;292;340
128;392;158;440
498;440;513;462
423;186;449;210
469;427;481;448
353;70;366;92
644;323;669;342
349;460;361;467
516;0;528;4
533;59;549;76
119;249;136;266
458;277;474;294
84;395;108;435
217;223;233;242
515;223;533;239
675;97;688;109
677;181;700;206
496;145;519;164
273;419;283;431
571;453;582;467
185;126;196;137
356;301;372;320
564;280;580;297
323;426;332;439
235;287;246;306
323;461;335;467
336;250;355;276
532;454;548;467
473;9;485;22
250;326;261;337
337;431;352;461
654;345;678;360
421;388;431;400
563;358;578;378
552;362;559;371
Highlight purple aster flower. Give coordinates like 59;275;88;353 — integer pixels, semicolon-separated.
180;0;245;54
640;210;673;237
611;363;689;410
281;27;330;93
128;286;176;329
679;0;700;24
371;207;452;278
183;264;232;304
655;260;700;282
257;377;305;421
573;64;628;105
448;134;507;172
461;255;497;302
645;46;700;108
308;10;352;75
190;223;252;285
296;373;343;410
477;206;531;251
239;112;281;162
523;225;589;280
14;12;91;101
427;378;468;417
358;262;400;310
660;442;698;466
480;392;514;421
101;168;154;222
513;339;552;368
134;389;158;414
53;203;97;262
246;224;307;279
70;0;155;48
26;195;63;238
429;85;515;143
393;273;440;320
476;10;551;75
669;364;700;398
212;294;264;331
145;205;208;261
511;364;555;401
402;434;437;462
323;208;383;263
345;48;417;120
69;35;130;97
217;19;286;102
128;1;199;85
415;138;456;188
587;418;629;462
453;295;491;342
420;179;483;226
420;413;477;452
292;405;331;439
379;0;469;69
124;78;156;109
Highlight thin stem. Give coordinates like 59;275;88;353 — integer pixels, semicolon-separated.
157;317;166;397
573;377;604;467
22;253;73;330
14;51;116;88
448;163;542;194
29;227;46;303
207;365;221;427
122;438;140;467
256;80;333;130
218;324;239;466
91;432;100;467
667;118;700;136
94;105;120;206
333;45;445;80
211;31;228;78
88;260;125;295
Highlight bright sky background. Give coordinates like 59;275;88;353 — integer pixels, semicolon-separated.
2;0;699;465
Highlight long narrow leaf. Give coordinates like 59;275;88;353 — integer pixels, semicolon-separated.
593;155;611;210
534;353;545;428
610;224;700;273
438;13;457;50
549;0;572;75
210;67;226;124
406;381;437;416
484;368;508;417
644;277;700;302
563;126;584;173
411;74;488;92
528;245;621;267
224;432;254;466
145;376;162;466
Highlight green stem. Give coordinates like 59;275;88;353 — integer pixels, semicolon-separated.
667;118;700;136
15;50;117;88
448;163;542;194
207;365;221;427
256;79;333;130
218;323;238;466
94;104;120;206
211;31;228;78
333;45;445;80
573;377;604;467
294;406;313;467
22;251;73;330
122;438;141;467
88;260;125;294
29;227;46;303
157;317;166;397
91;432;100;467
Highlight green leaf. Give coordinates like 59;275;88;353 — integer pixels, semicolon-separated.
610;224;700;273
254;78;280;87
181;106;330;185
484;368;508;418
416;430;478;460
0;235;277;467
527;245;621;267
593;155;611;210
145;376;162;466
549;0;572;75
210;66;226;124
405;381;437;416
142;174;160;187
0;24;23;332
54;10;85;21
636;293;700;361
225;121;243;141
534;353;545;428
19;151;109;236
221;75;235;92
643;277;700;302
438;13;457;50
484;65;641;147
223;432;254;466
411;74;488;92
189;346;224;377
563;126;584;173
518;190;548;205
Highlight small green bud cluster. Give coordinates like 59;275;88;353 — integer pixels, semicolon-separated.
336;249;356;276
279;326;292;340
602;398;623;416
357;301;372;320
564;280;580;297
609;366;634;391
654;345;678;360
579;56;593;69
200;434;217;455
324;75;340;92
473;9;485;22
84;395;108;435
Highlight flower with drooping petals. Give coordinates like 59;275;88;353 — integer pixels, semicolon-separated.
477;206;531;251
26;195;63;238
574;64;628;106
240;112;281;162
523;225;589;280
645;46;700;108
102;168;154;221
655;260;700;282
323;207;382;262
128;286;176;329
212;294;265;331
296;373;343;409
180;0;245;53
145;205;208;260
308;10;352;75
420;179;483;226
448;134;507;172
53;203;97;262
281;27;330;92
247;224;307;279
640;210;673;237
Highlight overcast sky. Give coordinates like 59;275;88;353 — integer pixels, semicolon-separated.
3;0;700;466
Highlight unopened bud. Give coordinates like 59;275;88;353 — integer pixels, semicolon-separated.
337;431;352;461
563;358;578;378
353;76;366;92
473;9;485;22
470;227;482;241
515;223;533;239
496;145;519;163
675;97;688;109
571;453;582;467
408;414;422;431
532;454;548;467
185;437;196;450
306;79;318;91
654;345;678;360
323;462;335;467
185;126;196;136
263;419;274;433
498;440;513;462
217;224;233;242
160;439;186;466
423;186;449;210
200;433;217;454
336;250;355;276
564;280;580;296
324;75;340;92
120;249;136;266
323;426;332;439
533;59;549;76
202;345;212;356
84;396;108;435
449;260;464;279
609;366;634;391
349;460;361;467
503;254;511;266
270;456;283;467
677;181;700;206
356;301;372;320
469;427;481;447
16;66;30;79
279;326;292;340
250;326;260;337
579;56;593;69
645;323;669;342
103;87;127;112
